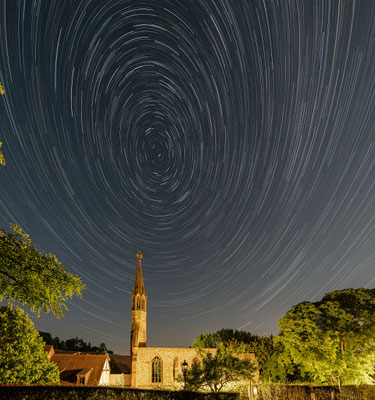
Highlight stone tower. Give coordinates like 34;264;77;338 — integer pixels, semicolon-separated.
131;250;147;353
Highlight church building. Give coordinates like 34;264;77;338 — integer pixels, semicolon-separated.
109;251;215;388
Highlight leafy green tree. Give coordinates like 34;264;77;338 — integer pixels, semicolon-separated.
265;335;312;383
245;335;274;382
194;328;255;348
184;340;256;392
277;288;375;386
39;331;113;353
194;328;274;381
39;331;54;344
0;223;84;318
0;306;60;384
0;142;5;166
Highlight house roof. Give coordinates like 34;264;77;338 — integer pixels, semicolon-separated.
109;354;132;374
43;345;55;359
77;367;92;376
53;349;106;355
44;345;53;353
51;353;108;386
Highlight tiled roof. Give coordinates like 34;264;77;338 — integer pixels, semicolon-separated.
54;349;106;355
110;354;132;374
77;367;92;376
44;345;53;352
43;345;55;359
51;353;108;386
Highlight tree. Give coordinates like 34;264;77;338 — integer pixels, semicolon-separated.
39;331;113;353
194;328;255;348
264;330;316;384
183;340;257;392
0;306;60;384
0;223;84;318
243;335;274;382
0;142;5;166
194;328;274;381
277;288;375;386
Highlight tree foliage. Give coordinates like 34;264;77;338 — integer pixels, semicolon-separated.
183;340;257;392
0;224;84;318
261;339;307;383
0;142;5;166
194;328;274;381
194;329;256;348
0;306;60;384
39;331;113;354
277;288;375;386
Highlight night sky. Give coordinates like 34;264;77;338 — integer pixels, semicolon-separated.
1;0;375;354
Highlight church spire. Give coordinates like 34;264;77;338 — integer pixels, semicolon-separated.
131;250;147;355
133;250;146;296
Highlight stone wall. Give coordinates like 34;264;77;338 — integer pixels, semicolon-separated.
109;374;124;386
132;347;216;388
124;374;131;386
109;373;132;387
131;308;147;347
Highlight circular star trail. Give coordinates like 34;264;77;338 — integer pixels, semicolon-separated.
1;0;375;352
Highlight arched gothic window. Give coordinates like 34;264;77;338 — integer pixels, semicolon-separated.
152;356;162;383
136;296;141;309
141;298;145;310
173;357;178;379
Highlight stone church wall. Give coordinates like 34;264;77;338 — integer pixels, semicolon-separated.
133;347;216;388
109;374;124;386
109;373;132;387
124;374;132;386
126;253;258;389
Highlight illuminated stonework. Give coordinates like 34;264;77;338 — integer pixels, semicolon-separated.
128;251;207;388
108;252;256;388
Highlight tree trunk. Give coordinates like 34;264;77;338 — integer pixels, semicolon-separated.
337;331;345;356
248;380;253;400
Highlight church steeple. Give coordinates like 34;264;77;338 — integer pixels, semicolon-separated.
131;251;147;353
133;251;146;296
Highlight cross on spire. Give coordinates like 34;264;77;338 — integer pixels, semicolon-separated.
137;250;143;260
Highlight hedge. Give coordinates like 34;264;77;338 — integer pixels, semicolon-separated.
0;386;240;400
2;384;374;400
255;384;375;400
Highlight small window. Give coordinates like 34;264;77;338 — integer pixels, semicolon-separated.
79;377;85;385
152;356;162;383
136;296;141;309
141;298;146;310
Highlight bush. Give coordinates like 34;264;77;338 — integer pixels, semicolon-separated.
256;384;312;400
363;385;375;399
0;386;240;400
255;384;375;400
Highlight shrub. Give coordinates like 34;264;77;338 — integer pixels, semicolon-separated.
0;386;240;400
